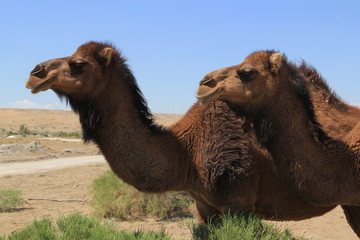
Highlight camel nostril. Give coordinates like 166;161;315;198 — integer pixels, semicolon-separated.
30;64;47;78
199;78;216;88
30;64;42;75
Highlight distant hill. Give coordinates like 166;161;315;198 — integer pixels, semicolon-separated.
0;108;183;134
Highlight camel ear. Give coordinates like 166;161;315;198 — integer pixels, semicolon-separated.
269;53;283;74
99;47;114;66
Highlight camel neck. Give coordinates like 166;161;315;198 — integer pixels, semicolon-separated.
70;72;189;193
255;87;358;205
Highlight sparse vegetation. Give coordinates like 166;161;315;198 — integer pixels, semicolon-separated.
0;212;307;240
6;131;17;137
52;131;82;138
91;170;193;219
191;213;307;240
4;126;81;138
18;125;30;137
0;214;170;240
0;189;24;212
38;132;49;137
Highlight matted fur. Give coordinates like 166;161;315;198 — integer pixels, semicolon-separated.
198;101;253;190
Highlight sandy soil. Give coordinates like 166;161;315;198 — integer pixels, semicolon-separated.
0;108;358;239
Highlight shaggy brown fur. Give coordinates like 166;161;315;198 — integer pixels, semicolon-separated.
196;51;360;235
26;42;335;225
300;63;360;141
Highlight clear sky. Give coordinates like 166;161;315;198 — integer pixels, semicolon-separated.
1;0;359;114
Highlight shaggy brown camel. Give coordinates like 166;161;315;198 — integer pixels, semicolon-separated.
25;42;336;225
196;51;360;231
300;64;360;235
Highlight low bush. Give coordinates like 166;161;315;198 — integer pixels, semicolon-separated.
91;170;193;219
191;213;307;240
0;214;170;240
6;131;17;137
0;189;24;212
18;125;30;136
52;131;82;138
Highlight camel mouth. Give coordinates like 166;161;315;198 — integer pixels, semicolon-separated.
26;76;53;94
196;87;223;105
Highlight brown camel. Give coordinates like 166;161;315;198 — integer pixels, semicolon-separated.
25;42;337;226
196;51;360;227
300;64;360;235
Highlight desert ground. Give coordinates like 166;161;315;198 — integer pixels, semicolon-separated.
0;108;357;239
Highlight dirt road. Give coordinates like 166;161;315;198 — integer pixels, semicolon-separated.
0;155;105;176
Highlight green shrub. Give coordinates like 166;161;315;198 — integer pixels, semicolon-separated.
1;214;170;240
18;125;30;136
52;131;82;138
192;213;307;240
91;170;192;219
6;131;17;137
56;213;170;240
2;218;56;240
0;189;24;212
39;132;49;137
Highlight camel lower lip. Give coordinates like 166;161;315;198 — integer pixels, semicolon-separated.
196;88;223;105
197;94;212;105
30;79;51;94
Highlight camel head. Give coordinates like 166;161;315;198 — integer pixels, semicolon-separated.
26;42;119;98
196;51;287;110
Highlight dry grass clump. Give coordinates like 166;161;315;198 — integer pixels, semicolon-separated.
0;189;24;212
91;170;193;219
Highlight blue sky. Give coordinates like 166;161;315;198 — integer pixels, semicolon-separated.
1;0;359;114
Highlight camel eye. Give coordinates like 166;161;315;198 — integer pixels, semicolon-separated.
236;69;255;83
70;61;86;75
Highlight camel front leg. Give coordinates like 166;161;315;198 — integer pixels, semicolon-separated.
341;205;360;238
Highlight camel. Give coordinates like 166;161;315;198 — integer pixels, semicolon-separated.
196;50;360;225
25;42;338;226
299;65;360;234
